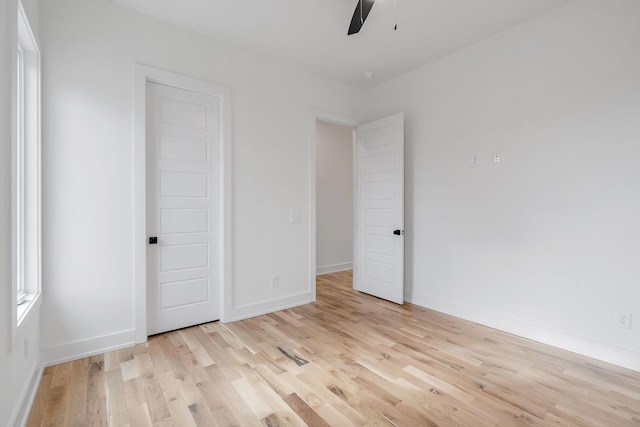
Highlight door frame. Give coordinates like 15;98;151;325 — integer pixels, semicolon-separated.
133;65;232;343
310;110;357;296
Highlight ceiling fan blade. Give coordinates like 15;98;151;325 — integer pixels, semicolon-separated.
348;0;375;35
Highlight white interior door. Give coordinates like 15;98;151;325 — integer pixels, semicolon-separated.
354;113;404;304
146;81;220;335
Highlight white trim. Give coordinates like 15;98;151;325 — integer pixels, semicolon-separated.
10;359;42;427
316;262;353;276
42;329;137;367
228;293;315;322
133;64;232;339
312;110;358;128
310;110;357;302
406;290;640;373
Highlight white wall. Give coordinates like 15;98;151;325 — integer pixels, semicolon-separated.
39;0;362;363
362;0;640;370
315;120;354;275
0;0;42;424
3;0;640;422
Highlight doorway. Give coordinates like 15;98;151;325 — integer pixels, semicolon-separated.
133;66;231;343
315;119;355;276
311;112;405;305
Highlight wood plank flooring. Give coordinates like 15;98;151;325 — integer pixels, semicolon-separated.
27;271;640;426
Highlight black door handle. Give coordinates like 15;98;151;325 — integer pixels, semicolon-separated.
393;229;404;236
149;236;158;244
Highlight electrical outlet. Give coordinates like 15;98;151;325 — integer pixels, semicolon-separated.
470;155;478;167
615;312;631;329
271;275;280;288
493;152;501;164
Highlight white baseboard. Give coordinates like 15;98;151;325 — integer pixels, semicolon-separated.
42;329;136;367
406;290;640;373
228;292;314;322
316;262;352;276
11;359;43;427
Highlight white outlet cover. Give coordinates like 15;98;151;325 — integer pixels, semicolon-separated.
615;312;632;329
290;211;302;224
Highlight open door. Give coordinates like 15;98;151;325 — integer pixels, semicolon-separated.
354;113;404;304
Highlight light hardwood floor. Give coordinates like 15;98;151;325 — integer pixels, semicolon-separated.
27;271;640;426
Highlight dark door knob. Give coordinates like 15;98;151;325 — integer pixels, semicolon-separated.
149;236;158;244
393;229;404;236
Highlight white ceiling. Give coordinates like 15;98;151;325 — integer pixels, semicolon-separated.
112;0;571;88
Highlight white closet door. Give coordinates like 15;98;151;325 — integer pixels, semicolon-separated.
146;81;220;335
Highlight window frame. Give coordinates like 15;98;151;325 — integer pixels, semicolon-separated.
16;43;26;306
12;0;41;334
